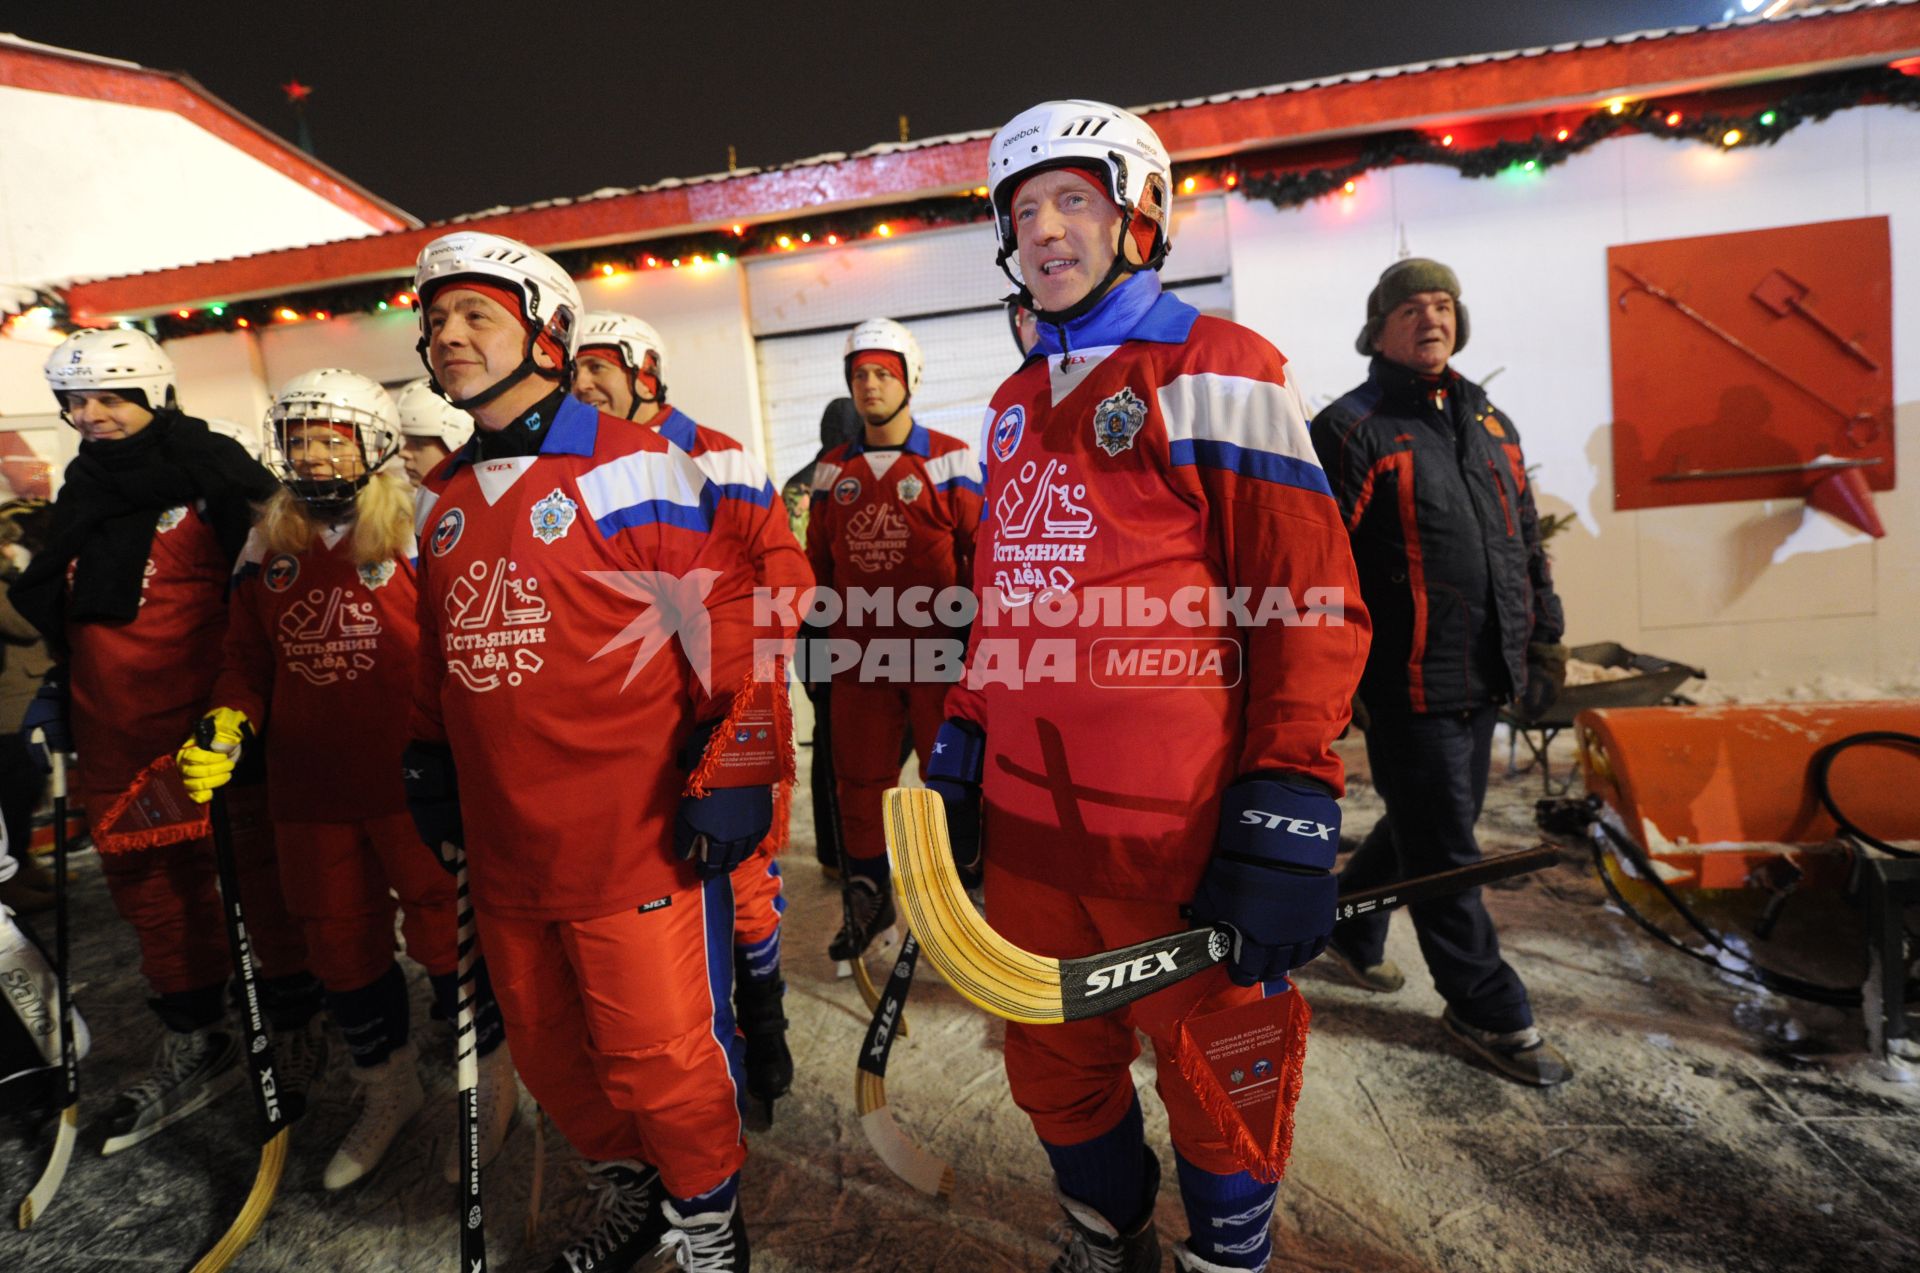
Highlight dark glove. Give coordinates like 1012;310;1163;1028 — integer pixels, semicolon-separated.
1348;694;1371;735
1188;775;1342;986
401;740;463;875
924;718;986;885
20;670;70;772
1519;641;1569;722
675;719;773;879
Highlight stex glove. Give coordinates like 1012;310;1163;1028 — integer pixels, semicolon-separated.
177;707;254;804
1188;775;1342;986
924;718;986;885
675;718;773;879
401;739;464;875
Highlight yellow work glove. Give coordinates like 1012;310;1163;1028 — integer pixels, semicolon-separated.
177;707;253;803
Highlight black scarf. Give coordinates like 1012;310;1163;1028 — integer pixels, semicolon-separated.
473;388;568;461
9;412;278;646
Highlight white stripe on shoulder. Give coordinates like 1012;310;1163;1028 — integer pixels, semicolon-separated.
811;460;843;494
413;485;441;538
922;445;980;487
691;445;771;490
1157;371;1319;466
576;444;708;523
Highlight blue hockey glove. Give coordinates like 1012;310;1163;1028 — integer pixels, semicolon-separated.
675;719;773;879
924;718;986;884
400;740;463;875
21;670;71;772
1188;775;1342;986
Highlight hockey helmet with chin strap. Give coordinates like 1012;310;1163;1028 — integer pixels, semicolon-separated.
267;368;401;518
412;231;581;411
987;99;1173;323
576;311;669;418
843;318;923;429
44;328;178;420
394;378;476;451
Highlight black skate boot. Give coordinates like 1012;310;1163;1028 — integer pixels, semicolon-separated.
827;875;895;962
101;1022;243;1155
657;1196;750;1271
1046;1156;1163;1273
732;950;792;1114
547;1159;666;1273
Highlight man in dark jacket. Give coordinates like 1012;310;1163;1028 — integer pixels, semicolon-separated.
1310;258;1571;1086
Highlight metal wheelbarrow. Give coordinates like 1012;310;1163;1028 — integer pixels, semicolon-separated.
1501;641;1705;794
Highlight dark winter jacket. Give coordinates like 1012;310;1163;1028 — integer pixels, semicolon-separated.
1310;358;1563;716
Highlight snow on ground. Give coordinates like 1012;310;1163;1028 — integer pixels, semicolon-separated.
5;725;1920;1271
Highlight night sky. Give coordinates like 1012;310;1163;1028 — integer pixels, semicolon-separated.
14;1;1738;223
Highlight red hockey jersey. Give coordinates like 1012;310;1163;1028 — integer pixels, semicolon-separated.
215;525;420;824
945;273;1369;901
805;423;982;645
409;396;767;921
67;502;230;798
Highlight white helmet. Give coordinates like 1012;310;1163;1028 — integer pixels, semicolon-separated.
844;318;923;396
412;230;582;408
267;368;401;517
577;311;668;416
44;328;177;415
205;417;264;461
986;99;1174;305
395;378;475;451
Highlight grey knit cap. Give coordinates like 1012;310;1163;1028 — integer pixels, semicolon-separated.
1356;257;1469;356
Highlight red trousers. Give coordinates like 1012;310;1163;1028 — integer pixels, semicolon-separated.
831;678;946;865
92;783;308;995
274;813;457;992
731;842;783;947
984;859;1274;1175
479;874;746;1199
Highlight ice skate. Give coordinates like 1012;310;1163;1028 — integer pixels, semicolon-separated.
548;1159;666;1273
271;1011;331;1124
100;1024;244;1155
657;1196;750;1271
1047;1189;1162;1273
324;1042;424;1190
444;1042;521;1182
1173;1242;1264;1272
827;875;896;962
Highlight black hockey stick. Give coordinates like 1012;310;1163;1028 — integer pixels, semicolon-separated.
188;780;288;1272
885;787;1560;1024
17;746;77;1229
452;844;488;1273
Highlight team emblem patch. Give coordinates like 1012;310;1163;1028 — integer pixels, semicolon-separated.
1092;387;1148;456
358;559;396;590
154;505;187;534
530;487;578;544
833;476;862;505
990;404;1026;461
263;554;299;592
430;508;465;557
896;475;924;503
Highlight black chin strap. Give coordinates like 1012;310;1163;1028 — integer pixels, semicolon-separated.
996;205;1142;331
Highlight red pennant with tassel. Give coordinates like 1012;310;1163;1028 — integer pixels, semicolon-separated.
92;754;208;854
685;659;796;799
1173;986;1312;1184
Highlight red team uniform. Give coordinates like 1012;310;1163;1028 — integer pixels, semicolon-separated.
411;392;766;1202
806;422;982;878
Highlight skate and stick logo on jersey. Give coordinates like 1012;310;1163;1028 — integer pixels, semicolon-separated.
278;586;381;685
990;456;1097;606
263;554;300;593
529;487;578;544
430;507;466;557
895;475;924;504
833;475;862;505
1092;387;1148;456
990;404;1026;461
444;558;550;692
846;503;911;573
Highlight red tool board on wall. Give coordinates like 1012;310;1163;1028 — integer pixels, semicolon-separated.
1608;216;1893;511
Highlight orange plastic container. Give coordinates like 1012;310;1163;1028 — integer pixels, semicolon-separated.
1575;701;1920;889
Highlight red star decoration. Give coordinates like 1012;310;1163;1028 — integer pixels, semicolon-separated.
281;79;313;104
